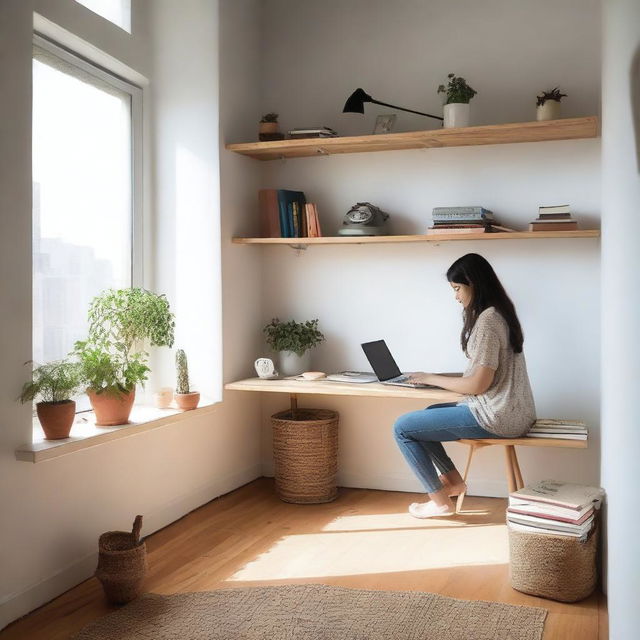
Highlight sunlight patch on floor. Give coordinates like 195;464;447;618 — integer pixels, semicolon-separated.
321;511;490;531
228;523;508;581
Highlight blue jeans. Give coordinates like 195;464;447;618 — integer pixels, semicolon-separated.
393;403;499;493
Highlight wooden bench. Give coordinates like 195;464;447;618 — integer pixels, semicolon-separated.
455;437;588;511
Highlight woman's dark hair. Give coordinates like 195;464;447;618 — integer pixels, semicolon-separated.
446;253;524;353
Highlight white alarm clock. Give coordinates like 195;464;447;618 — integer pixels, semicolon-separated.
254;358;278;379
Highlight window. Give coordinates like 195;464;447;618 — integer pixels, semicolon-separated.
75;0;131;33
32;36;142;390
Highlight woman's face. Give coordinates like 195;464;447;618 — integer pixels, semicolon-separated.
450;281;473;308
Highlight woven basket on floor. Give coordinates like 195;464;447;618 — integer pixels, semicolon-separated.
95;515;147;604
509;520;599;602
271;408;339;504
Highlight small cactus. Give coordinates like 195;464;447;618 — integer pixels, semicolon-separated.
175;349;190;394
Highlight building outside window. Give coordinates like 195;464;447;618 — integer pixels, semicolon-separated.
32;36;142;407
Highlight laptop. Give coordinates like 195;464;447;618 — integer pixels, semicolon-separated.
361;339;438;388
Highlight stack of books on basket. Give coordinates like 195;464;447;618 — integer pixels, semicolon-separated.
426;206;514;234
529;204;578;231
526;418;588;441
258;189;322;238
507;480;604;540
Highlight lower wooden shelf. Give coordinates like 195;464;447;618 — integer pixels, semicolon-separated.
232;230;600;245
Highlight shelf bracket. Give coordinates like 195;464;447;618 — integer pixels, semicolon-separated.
288;243;307;254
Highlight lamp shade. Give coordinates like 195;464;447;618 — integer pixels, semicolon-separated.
343;88;373;114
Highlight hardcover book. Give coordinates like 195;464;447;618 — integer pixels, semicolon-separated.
510;480;604;510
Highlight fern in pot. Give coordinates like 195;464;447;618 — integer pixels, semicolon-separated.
73;288;175;426
263;318;325;376
19;359;83;440
437;73;477;128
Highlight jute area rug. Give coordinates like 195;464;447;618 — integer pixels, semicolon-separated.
73;584;547;640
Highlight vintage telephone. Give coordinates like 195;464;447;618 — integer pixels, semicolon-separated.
338;202;390;236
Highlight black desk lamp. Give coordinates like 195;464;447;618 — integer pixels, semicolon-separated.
343;88;443;122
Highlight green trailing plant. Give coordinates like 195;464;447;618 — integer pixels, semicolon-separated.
437;73;477;104
175;349;191;394
536;87;567;106
263;318;325;357
73;288;175;395
260;112;279;123
19;359;82;405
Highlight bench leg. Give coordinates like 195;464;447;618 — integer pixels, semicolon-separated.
509;446;524;489
456;443;477;513
504;445;517;494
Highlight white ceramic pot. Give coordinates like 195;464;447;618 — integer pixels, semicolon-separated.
443;103;470;129
536;101;561;121
278;350;311;376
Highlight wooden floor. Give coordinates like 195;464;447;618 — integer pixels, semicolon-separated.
1;478;607;639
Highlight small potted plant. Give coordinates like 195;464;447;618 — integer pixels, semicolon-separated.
263;318;325;376
174;349;200;410
73;288;175;426
259;112;284;141
536;87;567;121
437;73;477;129
19;359;82;439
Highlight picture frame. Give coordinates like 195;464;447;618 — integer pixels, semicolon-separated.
373;114;397;135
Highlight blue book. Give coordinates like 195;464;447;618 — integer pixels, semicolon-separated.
277;190;307;237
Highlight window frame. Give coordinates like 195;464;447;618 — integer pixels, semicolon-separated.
32;33;144;289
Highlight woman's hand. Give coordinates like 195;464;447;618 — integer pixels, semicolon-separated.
406;372;437;386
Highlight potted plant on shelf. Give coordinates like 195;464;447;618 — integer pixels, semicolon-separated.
437;73;477;129
536;87;567;121
19;359;83;440
174;349;200;410
259;112;284;141
263;318;325;376
73;288;175;426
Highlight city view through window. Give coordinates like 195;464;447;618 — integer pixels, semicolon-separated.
32;48;133;369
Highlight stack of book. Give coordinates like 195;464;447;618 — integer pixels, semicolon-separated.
287;127;338;139
507;480;604;540
258;189;322;238
526;418;588;441
426;206;513;234
529;205;578;231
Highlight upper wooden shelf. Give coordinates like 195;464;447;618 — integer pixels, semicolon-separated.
232;230;600;245
226;117;599;160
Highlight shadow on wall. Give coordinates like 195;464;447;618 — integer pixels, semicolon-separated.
632;44;640;172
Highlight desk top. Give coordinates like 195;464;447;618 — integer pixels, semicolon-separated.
224;377;462;402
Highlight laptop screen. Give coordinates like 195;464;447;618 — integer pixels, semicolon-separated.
361;340;403;381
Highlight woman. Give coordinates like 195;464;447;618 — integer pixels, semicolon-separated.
393;253;536;518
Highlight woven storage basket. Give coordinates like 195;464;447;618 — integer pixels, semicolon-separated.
509;520;599;602
271;408;339;504
95;515;147;604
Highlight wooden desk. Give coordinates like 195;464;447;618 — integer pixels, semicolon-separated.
224;377;462;412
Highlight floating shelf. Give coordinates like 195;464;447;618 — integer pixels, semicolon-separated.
226;117;599;160
232;230;600;245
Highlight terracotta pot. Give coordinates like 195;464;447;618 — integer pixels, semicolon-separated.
36;400;76;440
259;121;279;134
174;391;200;411
88;388;136;426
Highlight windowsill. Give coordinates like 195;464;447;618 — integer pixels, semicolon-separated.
15;400;220;463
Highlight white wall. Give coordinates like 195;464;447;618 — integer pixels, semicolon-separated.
0;0;263;628
254;0;602;496
601;0;640;636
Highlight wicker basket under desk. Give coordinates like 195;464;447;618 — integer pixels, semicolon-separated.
271;408;339;504
509;519;599;602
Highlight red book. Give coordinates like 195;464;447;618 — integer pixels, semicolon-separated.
258;189;281;237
